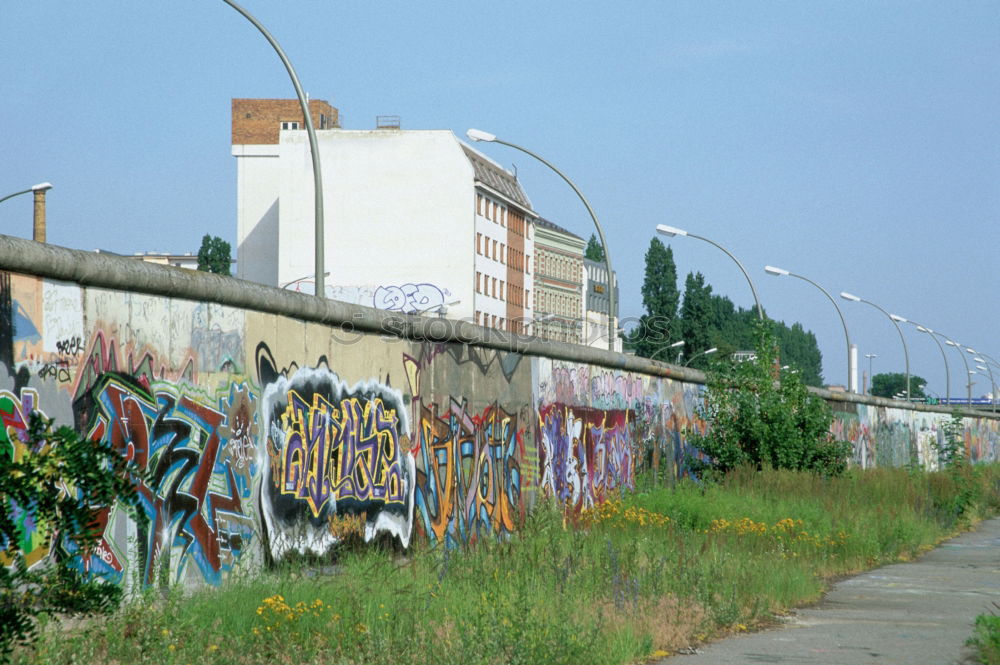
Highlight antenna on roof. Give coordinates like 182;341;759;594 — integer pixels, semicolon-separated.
512;163;518;179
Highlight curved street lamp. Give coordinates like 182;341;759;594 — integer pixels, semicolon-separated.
684;346;717;367
764;265;853;391
897;321;951;404
650;339;686;363
658;225;763;320
840;292;911;401
0;182;52;205
222;0;325;298
968;348;997;412
942;336;973;405
466;128;616;351
1;183;53;242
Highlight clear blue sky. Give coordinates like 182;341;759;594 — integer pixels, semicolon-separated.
2;1;997;398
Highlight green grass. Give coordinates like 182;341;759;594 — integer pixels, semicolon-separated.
968;610;1000;665
16;464;1000;665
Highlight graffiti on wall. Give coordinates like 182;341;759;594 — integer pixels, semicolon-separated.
413;399;523;547
259;367;415;557
373;282;449;314
537;404;634;511
77;374;257;586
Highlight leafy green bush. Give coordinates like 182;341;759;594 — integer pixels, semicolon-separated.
968;609;1000;664
1;414;143;663
687;322;851;477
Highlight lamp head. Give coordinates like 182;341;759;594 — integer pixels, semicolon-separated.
974;357;986;363
764;265;789;276
669;340;685;348
840;292;861;302
916;325;931;333
31;182;53;192
705;347;718;355
966;347;976;354
466;128;496;143
655;224;687;238
946;340;959;347
889;314;907;323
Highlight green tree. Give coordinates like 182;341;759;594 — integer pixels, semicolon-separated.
677;271;716;368
584;234;605;262
774;322;824;387
1;414;144;662
686;322;851;477
871;372;927;399
631;238;680;359
197;234;232;276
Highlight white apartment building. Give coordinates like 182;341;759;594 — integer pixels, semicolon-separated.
231;100;534;331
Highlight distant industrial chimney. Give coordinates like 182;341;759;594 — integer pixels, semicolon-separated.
31;182;52;243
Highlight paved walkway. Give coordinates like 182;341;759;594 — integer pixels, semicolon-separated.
666;517;1000;664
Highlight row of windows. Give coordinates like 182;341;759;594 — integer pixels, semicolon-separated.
477;194;507;227
474;311;528;334
477;195;532;240
535;290;580;318
475;232;532;274
537;251;582;283
475;272;530;306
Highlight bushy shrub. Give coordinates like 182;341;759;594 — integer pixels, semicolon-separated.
1;414;143;662
687;322;851;477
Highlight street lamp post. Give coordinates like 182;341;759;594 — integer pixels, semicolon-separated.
840;292;911;401
942;337;973;405
222;0;325;298
764;265;853;391
974;353;1000;412
865;353;877;394
684;347;717;367
968;348;997;413
658;225;763;320
896;322;950;405
1;183;53;243
466;128;616;351
650;339;686;364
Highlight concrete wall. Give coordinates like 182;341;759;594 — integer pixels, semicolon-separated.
2;235;997;589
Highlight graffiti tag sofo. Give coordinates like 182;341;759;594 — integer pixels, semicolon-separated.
260;368;415;558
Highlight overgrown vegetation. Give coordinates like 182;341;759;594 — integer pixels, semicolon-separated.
686;322;851;477
13;464;1000;665
968;607;1000;665
1;415;143;663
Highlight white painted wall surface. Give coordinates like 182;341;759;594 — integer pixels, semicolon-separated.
276;130;474;319
233;144;281;287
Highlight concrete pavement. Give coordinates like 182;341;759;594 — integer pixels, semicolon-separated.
667;517;1000;664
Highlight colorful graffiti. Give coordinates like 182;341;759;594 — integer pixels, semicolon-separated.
413;399;523;547
537;404;634;511
78;374;257;586
0;389;49;568
260;368;415;557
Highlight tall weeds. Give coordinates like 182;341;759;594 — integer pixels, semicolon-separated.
16;464;1000;665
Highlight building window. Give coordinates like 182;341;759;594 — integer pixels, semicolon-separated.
500;243;505;264
492;277;497;297
492;240;498;259
476;232;482;254
500;280;505;301
476;271;481;293
281;121;300;130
